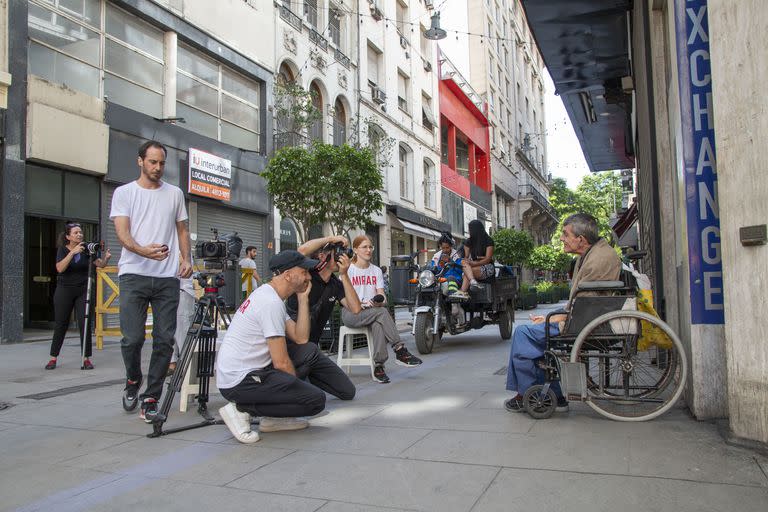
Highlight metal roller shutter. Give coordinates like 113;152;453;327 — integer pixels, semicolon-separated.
195;203;266;276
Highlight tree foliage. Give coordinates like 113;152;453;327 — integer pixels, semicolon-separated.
492;228;534;266
526;244;573;272
547;172;622;243
262;142;383;243
273;81;321;139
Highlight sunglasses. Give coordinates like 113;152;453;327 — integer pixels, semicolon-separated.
66;222;81;228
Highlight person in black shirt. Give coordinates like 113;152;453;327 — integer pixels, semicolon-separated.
284;235;361;400
454;220;495;299
45;222;110;370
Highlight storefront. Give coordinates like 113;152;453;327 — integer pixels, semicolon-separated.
24;165;102;328
387;204;451;266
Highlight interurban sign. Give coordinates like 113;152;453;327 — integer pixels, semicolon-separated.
188;148;232;202
675;0;723;324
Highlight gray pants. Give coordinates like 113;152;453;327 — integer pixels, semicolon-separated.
341;307;401;365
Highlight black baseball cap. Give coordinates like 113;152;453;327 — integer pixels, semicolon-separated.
269;250;319;273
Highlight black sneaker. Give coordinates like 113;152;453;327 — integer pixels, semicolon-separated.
394;346;422;367
504;396;524;412
556;397;570;413
373;365;390;384
139;398;159;423
122;378;142;412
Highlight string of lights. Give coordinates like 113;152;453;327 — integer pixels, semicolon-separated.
277;0;540;50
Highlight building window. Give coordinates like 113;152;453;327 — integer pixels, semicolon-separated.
177;43;261;150
423;159;436;210
333;98;346;146
28;1;165;117
368;123;385;168
305;0;318;28
329;7;342;48
440;122;449;165
397;71;410;114
399;144;413;201
422;93;436;131
309;81;323;141
456;132;469;179
396;0;408;35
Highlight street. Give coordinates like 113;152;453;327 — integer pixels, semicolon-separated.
1;303;766;512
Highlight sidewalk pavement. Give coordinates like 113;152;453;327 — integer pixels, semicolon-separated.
1;302;766;512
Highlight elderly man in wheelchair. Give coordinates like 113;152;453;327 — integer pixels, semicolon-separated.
504;213;687;421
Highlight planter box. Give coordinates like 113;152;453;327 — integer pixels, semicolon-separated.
517;291;538;310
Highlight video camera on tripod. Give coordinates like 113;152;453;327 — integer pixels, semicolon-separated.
193;229;242;302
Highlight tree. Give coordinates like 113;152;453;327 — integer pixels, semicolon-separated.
547;172;623;243
492;228;534;266
273;81;321;148
262;142;383;243
526;244;572;272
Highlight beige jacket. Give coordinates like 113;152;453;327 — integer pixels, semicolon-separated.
566;238;622;310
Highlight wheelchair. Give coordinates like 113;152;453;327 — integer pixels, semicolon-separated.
521;269;688;422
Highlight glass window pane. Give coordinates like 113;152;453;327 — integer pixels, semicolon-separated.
178;44;219;85
105;40;164;91
29;42;100;97
176;103;219;140
104;74;162;117
26;165;63;216
29;4;100;66
106;5;164;59
40;0;101;27
221;95;259;132
222;68;259;105
64;172;100;222
177;73;218;114
221;122;259;152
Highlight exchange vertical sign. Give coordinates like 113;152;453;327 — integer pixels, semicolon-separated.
675;0;724;324
188;148;232;202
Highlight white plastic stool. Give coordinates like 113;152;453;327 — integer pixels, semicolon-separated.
336;326;375;380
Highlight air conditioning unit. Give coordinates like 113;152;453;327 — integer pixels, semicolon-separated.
423;59;432;72
371;86;387;105
424;0;434;9
400;35;408;49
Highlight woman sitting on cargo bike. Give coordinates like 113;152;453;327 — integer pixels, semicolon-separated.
504;213;687;422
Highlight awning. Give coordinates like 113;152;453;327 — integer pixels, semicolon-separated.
612;201;638;239
395;218;442;240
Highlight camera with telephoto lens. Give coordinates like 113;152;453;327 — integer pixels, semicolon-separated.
82;241;103;257
330;242;354;262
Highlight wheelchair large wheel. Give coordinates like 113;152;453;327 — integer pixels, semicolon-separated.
570;310;687;422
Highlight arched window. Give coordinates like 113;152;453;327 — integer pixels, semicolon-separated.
309;81;323;142
333;98;346;146
399;144;413;201
423;158;436;210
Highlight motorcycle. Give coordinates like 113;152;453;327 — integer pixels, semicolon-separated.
408;255;517;354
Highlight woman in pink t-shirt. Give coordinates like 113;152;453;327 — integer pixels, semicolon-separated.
341;235;423;383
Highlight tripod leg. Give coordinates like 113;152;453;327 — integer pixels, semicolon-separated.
81;266;95;366
149;300;210;437
195;329;216;421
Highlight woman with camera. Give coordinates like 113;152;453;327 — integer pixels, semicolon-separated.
45;222;111;370
342;235;423;383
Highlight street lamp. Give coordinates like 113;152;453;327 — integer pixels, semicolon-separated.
424;12;447;40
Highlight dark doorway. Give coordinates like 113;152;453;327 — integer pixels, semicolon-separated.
25;216;98;328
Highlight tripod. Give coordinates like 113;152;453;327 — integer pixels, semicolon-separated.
148;279;231;438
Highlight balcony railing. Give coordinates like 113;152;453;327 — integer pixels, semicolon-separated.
279;5;302;32
334;48;350;69
519;184;557;220
309;28;328;51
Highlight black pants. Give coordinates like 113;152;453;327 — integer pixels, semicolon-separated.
50;284;92;358
220;342;356;418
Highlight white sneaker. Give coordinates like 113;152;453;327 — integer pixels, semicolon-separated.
219;403;259;444
259;416;309;432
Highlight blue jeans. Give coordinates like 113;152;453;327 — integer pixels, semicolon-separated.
505;322;563;398
119;274;180;401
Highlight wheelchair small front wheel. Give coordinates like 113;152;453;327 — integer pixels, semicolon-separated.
523;385;557;419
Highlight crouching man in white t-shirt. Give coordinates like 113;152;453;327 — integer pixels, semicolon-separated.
216;250;321;444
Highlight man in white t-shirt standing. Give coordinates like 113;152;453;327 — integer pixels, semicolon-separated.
239;245;261;297
110;141;193;423
216;250;321;444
